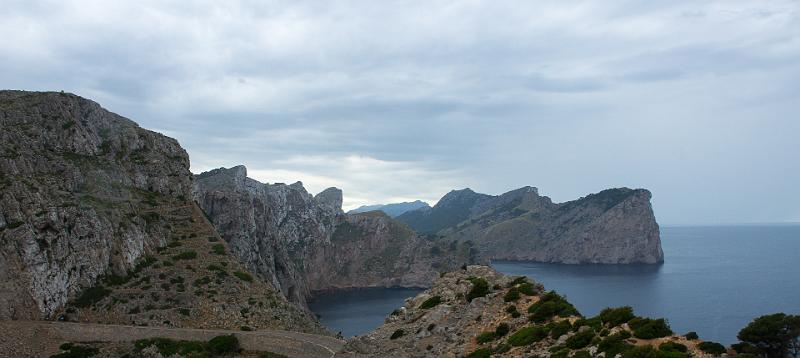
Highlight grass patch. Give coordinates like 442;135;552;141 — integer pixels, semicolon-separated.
419;296;442;309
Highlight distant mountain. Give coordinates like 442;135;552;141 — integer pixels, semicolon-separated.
397;186;663;264
348;200;430;218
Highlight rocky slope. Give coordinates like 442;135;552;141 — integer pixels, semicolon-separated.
193;166;472;307
0;91;323;333
397;187;663;264
339;265;715;358
348;200;431;218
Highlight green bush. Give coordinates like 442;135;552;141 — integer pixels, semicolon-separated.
464;348;493;358
419;295;442;309
211;244;225;255
684;331;699;340
390;329;405;340
233;271;253;282
598;333;634;358
659;341;687;353
697;341;727;355
573;350;592;358
507;326;547;346
547;320;572;339
240;326;252;331
573;316;603;331
621;345;660;358
475;331;496;344
495;323;510;337
208;335;239;354
467;277;490;302
173;251;197;260
504;287;520;302
527;291;579;323
508;276;529;287
566;329;596;349
51;344;99;358
599;306;635;326
629;317;673;339
737;312;800;358
518;282;537;296
73;286;111;308
134;338;205;356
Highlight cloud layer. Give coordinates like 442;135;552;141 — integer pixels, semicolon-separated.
2;1;799;223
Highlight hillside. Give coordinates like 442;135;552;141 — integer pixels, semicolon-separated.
340;265;716;358
397;187;663;264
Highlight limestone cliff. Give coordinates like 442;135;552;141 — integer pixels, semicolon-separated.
193;166;472;306
398;187;664;264
0;91;192;319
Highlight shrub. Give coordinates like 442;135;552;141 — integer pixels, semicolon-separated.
684;331;699;340
697;341;727;355
508;276;529;287
240;326;252;331
233;271;253;282
573;350;592;358
419;295;442;309
465;348;493;358
573;316;602;331
476;331;496;344
73;286;111;308
599;306;635;326
598;333;634;358
467;277;490;302
547;320;572;339
737;312;800;358
208;335;239;354
659;341;688;353
51;344;99;358
211;244;225;255
172;251;197;260
551;348;570;358
495;323;510;337
507;326;547;346
178;308;190;316
527;291;579;322
504;287;521;302
518;282;537;296
566;329;596;349
134;338;204;356
629;317;672;339
621;345;660;358
390;329;405;340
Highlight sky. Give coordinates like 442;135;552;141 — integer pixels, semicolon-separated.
2;1;799;225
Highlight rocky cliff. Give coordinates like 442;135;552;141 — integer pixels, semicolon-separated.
397;187;664;264
340;265;710;358
0;91;323;333
0;91;194;319
193;166;472;306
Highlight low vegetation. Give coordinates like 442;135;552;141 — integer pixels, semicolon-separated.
466;277;490;302
527;291;579;322
419;295;442;309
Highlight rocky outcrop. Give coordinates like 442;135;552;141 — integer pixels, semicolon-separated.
348;200;431;218
397;187;664;264
0;91;193;319
340;265;706;358
193;167;472;306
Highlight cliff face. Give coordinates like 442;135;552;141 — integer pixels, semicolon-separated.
193;167;471;306
0;91;193;319
398;187;664;264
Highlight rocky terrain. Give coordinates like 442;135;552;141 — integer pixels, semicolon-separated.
397;187;663;264
193;166;472;307
348;200;430;218
0;91;322;333
339;265;716;358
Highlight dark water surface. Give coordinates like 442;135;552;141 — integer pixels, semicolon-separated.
308;225;800;342
308;287;423;337
494;225;800;344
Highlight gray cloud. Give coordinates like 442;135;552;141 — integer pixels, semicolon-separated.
2;0;799;224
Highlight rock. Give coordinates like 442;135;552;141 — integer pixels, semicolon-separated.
397;186;664;264
348;200;431;218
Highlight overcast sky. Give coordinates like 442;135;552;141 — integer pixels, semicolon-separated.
3;1;799;225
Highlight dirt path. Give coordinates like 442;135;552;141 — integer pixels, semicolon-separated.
0;320;345;358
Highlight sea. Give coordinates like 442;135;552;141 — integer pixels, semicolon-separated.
308;224;800;344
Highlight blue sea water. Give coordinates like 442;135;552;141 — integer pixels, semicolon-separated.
308;225;800;342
